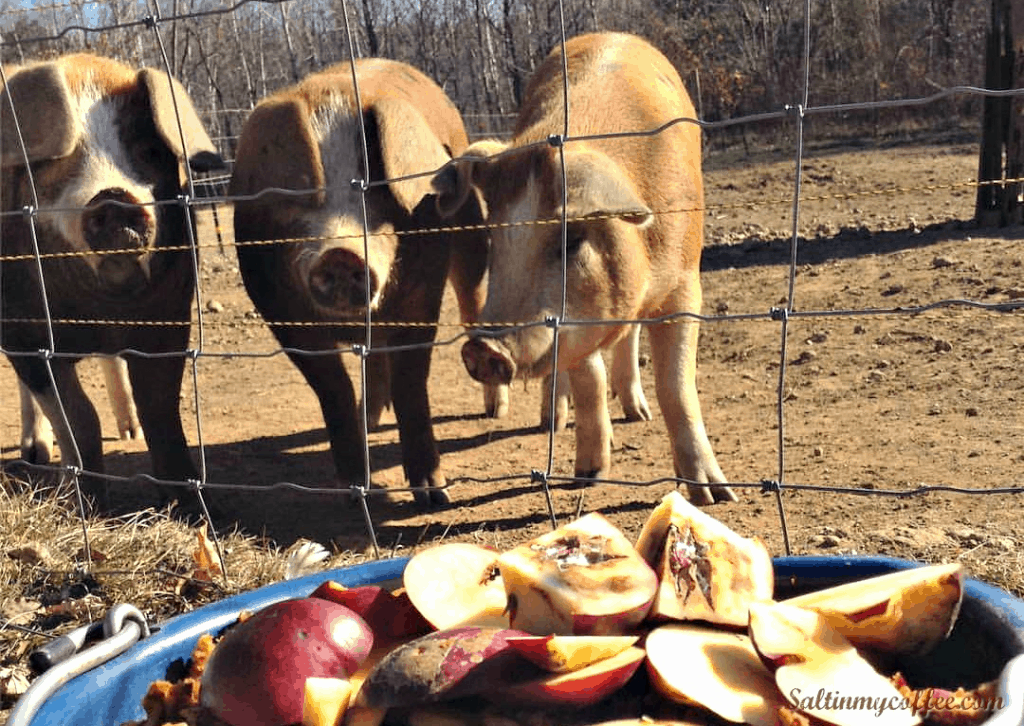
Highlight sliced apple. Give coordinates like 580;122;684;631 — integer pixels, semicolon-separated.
489;645;646;708
785;563;964;656
402;543;509;630
748;601;921;726
504;634;639;672
310;582;433;642
353;626;542;709
645;623;787;726
635;491;774;627
303;677;353;726
496;512;658;636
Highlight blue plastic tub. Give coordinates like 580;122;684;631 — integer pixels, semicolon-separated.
21;555;1024;726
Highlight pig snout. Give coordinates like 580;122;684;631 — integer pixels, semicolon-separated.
84;189;155;289
462;337;516;385
84;189;153;249
308;247;379;311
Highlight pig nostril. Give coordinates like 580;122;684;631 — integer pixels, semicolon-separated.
308;248;377;310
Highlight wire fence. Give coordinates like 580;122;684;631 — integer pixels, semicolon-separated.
2;0;1024;583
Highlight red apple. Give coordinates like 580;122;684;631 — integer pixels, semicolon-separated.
496;513;658;635
635;491;774;627
505;634;639;672
489;645;646;708
402;543;509;630
645;623;786;726
310;582;433;642
747;601;921;726
784;563;963;656
200;598;374;726
353;626;542;709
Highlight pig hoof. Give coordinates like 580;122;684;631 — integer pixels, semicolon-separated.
574;469;602;481
685;484;737;506
714;485;740;503
412;486;450;507
20;441;52;466
619;394;653;423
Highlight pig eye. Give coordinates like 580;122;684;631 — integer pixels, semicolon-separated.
132;139;169;168
561;231;585;257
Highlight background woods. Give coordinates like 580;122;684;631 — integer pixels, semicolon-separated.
0;0;991;158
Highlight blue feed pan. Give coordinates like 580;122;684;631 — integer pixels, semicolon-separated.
18;555;1024;726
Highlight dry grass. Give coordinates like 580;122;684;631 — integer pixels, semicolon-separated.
0;471;367;724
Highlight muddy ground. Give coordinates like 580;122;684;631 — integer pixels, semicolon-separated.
3;134;1023;594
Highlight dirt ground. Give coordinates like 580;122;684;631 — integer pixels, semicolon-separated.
3;135;1023;595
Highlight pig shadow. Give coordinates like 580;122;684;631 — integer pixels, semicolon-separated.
70;422;545;549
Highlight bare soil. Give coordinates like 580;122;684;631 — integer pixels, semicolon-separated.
3;138;1023;595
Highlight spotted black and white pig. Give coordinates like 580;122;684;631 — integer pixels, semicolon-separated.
434;33;737;505
230;59;487;506
1;54;223;506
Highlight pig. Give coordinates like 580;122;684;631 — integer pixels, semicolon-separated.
1;54;224;508
434;33;737;505
230;58;487;506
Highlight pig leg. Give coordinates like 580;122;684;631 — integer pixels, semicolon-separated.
568;351;613;479
648;315;737;505
388;338;447;506
539;371;571;432
99;356;143;440
281;343;366;487
610;324;652;422
126;354;196;483
362;352;391;432
23;360;107;507
18;380;54;465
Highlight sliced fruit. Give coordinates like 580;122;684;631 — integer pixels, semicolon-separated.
645;623;787;726
303;677;353;726
200;598;374;726
402;543;509;630
785;563;964;656
634;490;774;627
496;512;658;635
490;645;646;708
505;633;639;672
310;582;433;642
353;626;542;709
748;601;921;726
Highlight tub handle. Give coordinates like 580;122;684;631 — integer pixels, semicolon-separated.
9;604;150;726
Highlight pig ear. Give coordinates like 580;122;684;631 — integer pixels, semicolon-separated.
368;95;453;215
139;68;224;172
432;138;508;218
229;97;325;207
562;150;654;228
1;63;80;167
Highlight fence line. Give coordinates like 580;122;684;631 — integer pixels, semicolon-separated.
1;0;1023;580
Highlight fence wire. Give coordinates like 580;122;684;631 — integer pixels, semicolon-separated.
1;0;1023;584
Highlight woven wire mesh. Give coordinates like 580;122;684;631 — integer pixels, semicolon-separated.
1;0;1023;581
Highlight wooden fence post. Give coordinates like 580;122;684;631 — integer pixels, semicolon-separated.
977;0;1024;226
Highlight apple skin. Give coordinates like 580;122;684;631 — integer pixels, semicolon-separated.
489;646;647;709
200;598;374;726
355;626;544;709
505;634;639;672
309;582;433;642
